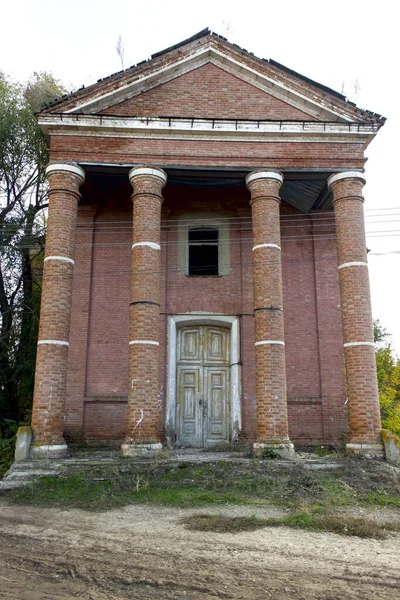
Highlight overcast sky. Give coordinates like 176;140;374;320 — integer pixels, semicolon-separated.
1;0;398;353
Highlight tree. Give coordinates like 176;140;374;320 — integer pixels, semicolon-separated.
374;320;400;436
0;71;65;437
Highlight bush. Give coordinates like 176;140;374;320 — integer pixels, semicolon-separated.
0;437;15;478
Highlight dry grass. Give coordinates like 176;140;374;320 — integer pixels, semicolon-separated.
182;514;268;533
181;510;399;539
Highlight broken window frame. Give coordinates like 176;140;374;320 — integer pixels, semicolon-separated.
187;226;220;276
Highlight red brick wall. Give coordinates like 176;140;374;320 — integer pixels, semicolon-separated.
101;64;315;121
65;180;347;445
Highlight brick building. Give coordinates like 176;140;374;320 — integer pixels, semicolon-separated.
31;29;385;458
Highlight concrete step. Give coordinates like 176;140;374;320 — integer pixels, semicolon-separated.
0;460;63;490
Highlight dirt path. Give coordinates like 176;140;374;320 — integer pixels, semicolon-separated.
0;499;399;599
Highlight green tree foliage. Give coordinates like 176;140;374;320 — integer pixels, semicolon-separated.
0;72;65;439
374;320;400;436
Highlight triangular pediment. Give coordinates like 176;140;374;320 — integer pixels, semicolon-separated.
99;63;316;121
41;29;384;126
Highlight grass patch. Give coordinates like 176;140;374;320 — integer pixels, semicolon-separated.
278;510;391;539
10;468;250;510
4;459;400;513
182;509;398;539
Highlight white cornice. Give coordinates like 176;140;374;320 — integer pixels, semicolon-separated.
62;45;357;123
66;47;212;114
207;49;353;122
45;163;85;180
327;171;367;187
38;114;378;145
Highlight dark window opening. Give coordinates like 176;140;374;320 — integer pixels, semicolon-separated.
188;228;219;276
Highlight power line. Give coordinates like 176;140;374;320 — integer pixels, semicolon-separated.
2;250;397;283
2;230;400;251
2;209;400;236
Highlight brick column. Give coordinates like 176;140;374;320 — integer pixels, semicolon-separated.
31;163;85;458
246;171;294;458
327;172;383;457
121;166;167;456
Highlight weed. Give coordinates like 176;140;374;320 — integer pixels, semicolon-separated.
261;448;279;459
312;445;336;458
132;474;148;492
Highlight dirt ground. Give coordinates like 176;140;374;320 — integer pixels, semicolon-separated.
0;500;399;600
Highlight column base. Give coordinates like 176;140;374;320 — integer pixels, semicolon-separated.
253;442;295;460
382;429;400;465
121;442;163;457
30;443;69;459
346;443;385;459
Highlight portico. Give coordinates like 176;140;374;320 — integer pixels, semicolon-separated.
30;29;385;458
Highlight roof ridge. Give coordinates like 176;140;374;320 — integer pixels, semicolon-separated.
151;28;211;60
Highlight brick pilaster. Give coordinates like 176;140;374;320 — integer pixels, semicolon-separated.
121;166;167;455
328;172;383;456
246;171;294;458
65;204;98;442
31;163;85;457
311;212;347;442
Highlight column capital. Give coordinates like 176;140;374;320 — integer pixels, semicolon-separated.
327;171;366;189
128;166;167;185
245;170;283;188
46;162;85;183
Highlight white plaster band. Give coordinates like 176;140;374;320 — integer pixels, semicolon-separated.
338;261;368;270
327;171;366;189
255;340;285;346
30;444;69;456
121;443;163;456
46;163;85;181
343;342;375;348
129;166;167;183
129;340;160;346
44;256;75;265
38;340;69;346
246;171;283;186
252;243;281;251
346;443;384;452
132;242;161;251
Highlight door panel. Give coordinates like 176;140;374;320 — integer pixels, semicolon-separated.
176;367;202;446
176;326;230;447
204;327;229;363
179;328;202;363
204;368;229;446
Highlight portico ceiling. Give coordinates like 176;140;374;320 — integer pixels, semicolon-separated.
82;164;332;212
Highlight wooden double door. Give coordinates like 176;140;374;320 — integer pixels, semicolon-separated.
176;326;230;447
